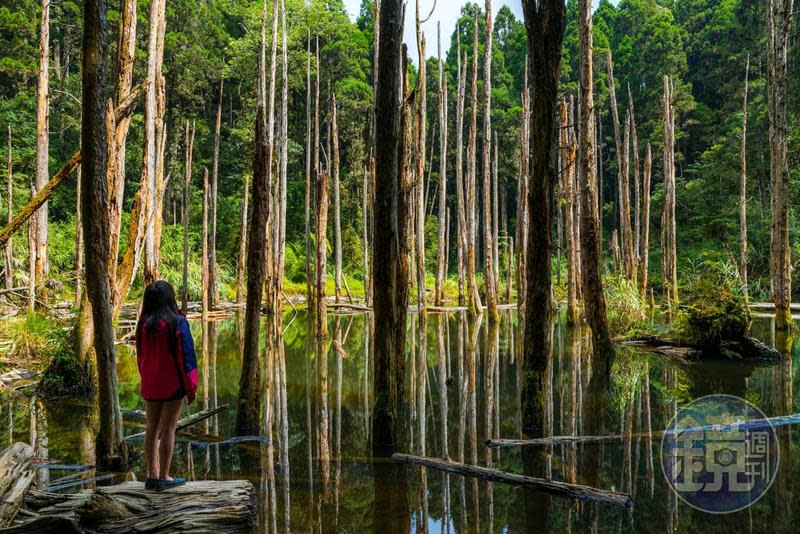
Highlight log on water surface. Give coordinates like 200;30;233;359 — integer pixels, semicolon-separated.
392;453;632;507
124;404;228;440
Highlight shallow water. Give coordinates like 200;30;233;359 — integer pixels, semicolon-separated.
2;310;798;532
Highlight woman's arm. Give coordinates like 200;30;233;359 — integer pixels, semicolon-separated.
177;316;199;402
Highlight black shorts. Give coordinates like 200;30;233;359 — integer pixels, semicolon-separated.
144;387;186;403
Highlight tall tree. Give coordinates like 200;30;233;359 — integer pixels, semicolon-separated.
560;97;579;325
372;0;408;455
209;78;223;308
236;0;270;436
739;55;749;295
521;0;564;433
482;0;498;323
454;37;468;307
82;0;127;469
466;18;483;316
414;1;427;315
767;0;792;330
515;59;529;313
434;22;447;306
5;127;12;292
578;0;614;357
661;76;678;309
333;92;342;304
639;143;651;301
264;0;279;313
33;0;50;293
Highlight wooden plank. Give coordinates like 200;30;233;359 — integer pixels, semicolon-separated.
392;453;632;507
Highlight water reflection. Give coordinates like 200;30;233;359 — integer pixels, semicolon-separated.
0;311;798;532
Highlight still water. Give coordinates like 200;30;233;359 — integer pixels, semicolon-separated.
2;310;798;532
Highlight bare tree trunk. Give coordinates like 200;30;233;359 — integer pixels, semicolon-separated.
366;1;380;308
182;120;195;312
414;5;427;314
305;31;313;307
372;0;409;454
277;0;289;308
661;76;678;309
28;180;35;312
607;50;634;280
314;88;330;338
82;0;127;469
237;175;249;305
467;18;483;316
493;133;499;292
740;56;749;296
578;0;614;357
628;86;640;288
483;0;498;323
143;0;166;284
201;169;210;315
434;22;447;306
75;165;82;304
560;97;579;325
311;38;321;313
767;0;792;329
333;93;342;304
521;0;564;433
34;0;50;294
516;60;529;314
455;38;468;307
210;78;223;309
5;127;13;292
108;0;137;285
639;144;651;301
236;0;270;436
263;0;279;314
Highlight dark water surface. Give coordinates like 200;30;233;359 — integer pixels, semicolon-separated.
2;310;798;532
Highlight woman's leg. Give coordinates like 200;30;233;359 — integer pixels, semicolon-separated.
156;397;184;480
144;400;163;479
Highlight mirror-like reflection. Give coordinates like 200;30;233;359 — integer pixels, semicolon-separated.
1;310;798;532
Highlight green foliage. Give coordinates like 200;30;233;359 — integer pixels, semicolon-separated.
603;274;647;337
670;256;751;347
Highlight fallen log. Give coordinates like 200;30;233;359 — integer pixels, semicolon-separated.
0;369;38;389
124;404;228;441
10;480;256;533
190;435;270;450
487;412;800;448
43;474;114;493
392;453;632;507
0;443;35;527
34;465;93;473
328;302;372;313
622;334;781;361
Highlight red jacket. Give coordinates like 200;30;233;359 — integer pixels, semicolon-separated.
136;314;198;402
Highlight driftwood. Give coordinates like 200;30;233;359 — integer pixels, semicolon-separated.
0;369;38;389
124;404;228;441
190;435;270;450
392;453;632;507
487;412;800;448
43;474;114;493
0;443;35;527
8;480;255;533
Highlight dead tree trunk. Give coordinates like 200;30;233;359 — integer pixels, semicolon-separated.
628;86;640;287
483;0;498;323
142;0;166;284
277;0;289;308
516;59;529;313
263;0;279;314
366;1;380;308
236;0;270;436
640;144;651;301
414;6;427;314
305;31;313;307
75;165;82;304
314;87;329;338
521;0;564;433
455;38;468;307
434;22;447;306
767;0;792;330
34;0;50;293
236;175;249;305
333;93;342;304
82;0;127;469
372;0;409;453
467;18;483;316
740;56;749;295
5;127;13;292
210;78;223;309
181;120;195;312
578;0;614;357
661;76;678;309
560;97;579;325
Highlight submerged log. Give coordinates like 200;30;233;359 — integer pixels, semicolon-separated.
0;443;35;527
392;453;632;507
124;404;228;441
621;334;781;361
9;480;255;533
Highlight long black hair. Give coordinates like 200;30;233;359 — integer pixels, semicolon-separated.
136;280;180;356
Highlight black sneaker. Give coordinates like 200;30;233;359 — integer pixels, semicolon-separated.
155;477;187;491
144;478;159;491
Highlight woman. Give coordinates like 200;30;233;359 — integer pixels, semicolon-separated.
136;280;198;491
